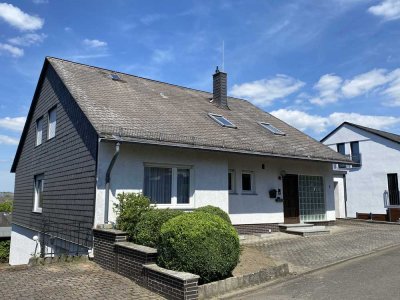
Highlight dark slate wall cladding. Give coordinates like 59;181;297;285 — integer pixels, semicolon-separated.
13;63;98;235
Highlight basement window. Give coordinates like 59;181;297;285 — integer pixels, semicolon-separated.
209;113;236;128
259;122;285;135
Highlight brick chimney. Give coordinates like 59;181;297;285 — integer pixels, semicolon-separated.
213;67;228;109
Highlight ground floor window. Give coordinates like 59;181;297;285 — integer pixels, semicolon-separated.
143;165;192;206
299;175;325;222
228;169;235;193
241;171;255;194
33;174;44;213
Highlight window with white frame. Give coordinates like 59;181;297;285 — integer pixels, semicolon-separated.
48;107;57;140
143;165;192;206
241;171;255;193
33;174;44;213
228;169;236;193
36;117;43;146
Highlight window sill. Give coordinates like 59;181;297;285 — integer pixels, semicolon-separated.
155;204;195;209
241;192;258;196
32;209;42;214
229;192;238;195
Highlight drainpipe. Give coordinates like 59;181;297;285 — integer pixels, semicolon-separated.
104;142;120;224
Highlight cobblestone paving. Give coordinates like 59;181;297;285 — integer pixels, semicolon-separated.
0;261;164;300
256;220;400;274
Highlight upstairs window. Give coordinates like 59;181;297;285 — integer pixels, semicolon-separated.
33;174;44;213
350;141;361;165
208;113;236;128
337;143;346;169
259;122;285;135
36;117;43;146
47;107;57;140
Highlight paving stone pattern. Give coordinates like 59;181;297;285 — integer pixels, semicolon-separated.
256;220;400;274
0;262;164;300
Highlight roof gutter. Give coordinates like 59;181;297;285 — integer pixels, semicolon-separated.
104;141;120;224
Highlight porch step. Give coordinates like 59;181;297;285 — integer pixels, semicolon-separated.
278;223;314;232
285;226;330;237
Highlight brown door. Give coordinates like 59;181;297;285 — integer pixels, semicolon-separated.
283;174;300;224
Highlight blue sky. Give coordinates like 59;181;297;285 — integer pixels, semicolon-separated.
1;0;400;191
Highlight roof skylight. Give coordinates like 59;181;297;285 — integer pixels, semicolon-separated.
109;73;121;81
259;122;285;135
209;113;236;128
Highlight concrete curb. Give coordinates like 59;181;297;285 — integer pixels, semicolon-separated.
198;264;289;299
219;243;400;299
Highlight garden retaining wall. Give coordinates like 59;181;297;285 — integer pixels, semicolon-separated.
93;228;199;300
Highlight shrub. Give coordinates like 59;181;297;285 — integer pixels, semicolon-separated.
0;240;10;263
113;193;153;238
158;212;240;283
133;209;184;248
0;200;12;213
194;205;231;224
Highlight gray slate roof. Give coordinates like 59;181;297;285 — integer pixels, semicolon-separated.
48;57;350;163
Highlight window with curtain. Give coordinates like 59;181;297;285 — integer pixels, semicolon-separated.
143;167;172;204
143;166;191;205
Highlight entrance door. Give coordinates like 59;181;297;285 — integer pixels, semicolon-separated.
388;174;400;206
283;174;300;224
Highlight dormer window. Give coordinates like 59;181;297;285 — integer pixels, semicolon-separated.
259;122;285;135
209;113;236;128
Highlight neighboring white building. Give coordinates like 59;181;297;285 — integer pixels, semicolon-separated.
321;122;400;220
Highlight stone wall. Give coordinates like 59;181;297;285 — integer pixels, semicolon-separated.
93;228;200;300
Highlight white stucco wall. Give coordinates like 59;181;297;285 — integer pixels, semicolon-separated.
323;124;400;217
333;175;346;218
95;141;336;226
9;224;41;265
227;154;335;224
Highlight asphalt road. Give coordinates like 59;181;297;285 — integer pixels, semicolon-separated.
229;245;400;300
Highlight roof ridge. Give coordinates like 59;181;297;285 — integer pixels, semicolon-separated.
45;56;248;102
344;121;400;138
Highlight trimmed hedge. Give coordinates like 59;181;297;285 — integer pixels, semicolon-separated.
113;193;153;239
0;240;10;263
158;212;240;283
194;205;231;224
133;209;183;248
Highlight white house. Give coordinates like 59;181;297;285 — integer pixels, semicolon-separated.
9;57;350;265
321;122;400;221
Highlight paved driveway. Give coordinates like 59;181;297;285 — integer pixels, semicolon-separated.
0;261;164;300
256;220;400;273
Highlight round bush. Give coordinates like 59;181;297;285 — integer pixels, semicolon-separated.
194;205;231;224
134;209;183;248
158;212;240;283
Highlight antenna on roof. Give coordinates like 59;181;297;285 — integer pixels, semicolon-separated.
222;40;225;72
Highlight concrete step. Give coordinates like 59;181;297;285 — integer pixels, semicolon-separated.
278;223;314;231
285;226;330;237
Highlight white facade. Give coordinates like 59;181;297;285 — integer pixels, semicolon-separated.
9;224;41;265
323;124;400;217
95;141;336;227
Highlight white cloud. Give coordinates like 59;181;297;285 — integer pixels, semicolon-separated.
33;0;49;4
368;0;400;21
0;117;26;131
0;135;19;145
83;38;107;48
341;69;389;98
310;74;342;105
0;43;24;57
270;109;330;134
231;75;305;107
270;109;400;134
383;69;400;106
152;49;174;64
0;3;44;31
8;33;46;46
